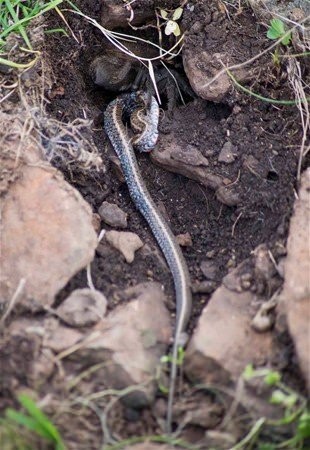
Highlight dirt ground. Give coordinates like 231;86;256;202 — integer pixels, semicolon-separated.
1;0;309;449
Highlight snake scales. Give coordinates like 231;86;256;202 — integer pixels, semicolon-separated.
104;91;192;432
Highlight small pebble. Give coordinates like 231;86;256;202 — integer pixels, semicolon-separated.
200;260;218;280
176;232;193;247
98;201;128;228
192;280;217;294
105;230;143;263
56;288;107;327
218;141;236;164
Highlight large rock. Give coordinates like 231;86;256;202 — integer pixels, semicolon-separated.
0;163;97;313
185;261;273;384
183;49;249;102
279;168;310;389
70;283;172;408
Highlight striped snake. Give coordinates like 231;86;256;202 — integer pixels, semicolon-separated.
104;91;192;432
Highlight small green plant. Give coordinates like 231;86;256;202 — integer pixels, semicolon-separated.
242;365;310;449
156;347;185;393
3;394;65;450
267;19;292;46
159;7;183;37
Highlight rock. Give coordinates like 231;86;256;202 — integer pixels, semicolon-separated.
218;141;237;163
183;49;249;102
216;184;242;206
43;318;83;353
70;283;171;408
151;138;228;191
279;168;310;389
200;260;218;280
251;297;277;332
56;288;108;327
98;201;128;228
192;280;217;294
0;163;97;313
176;232;193;247
100;0;155;30
185;262;273;386
105;230;143;263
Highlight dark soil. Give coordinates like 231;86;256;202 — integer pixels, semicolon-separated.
45;0;302;322
1;0;308;448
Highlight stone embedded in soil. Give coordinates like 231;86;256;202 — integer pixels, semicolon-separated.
183;48;249;102
56;288;107;327
151;136;228;192
278;168;310;390
68;282;172;408
43;318;83;353
176;232;193;247
184;252;287;424
0;162;97;313
218;141;237;164
105;230;143;263
200;260;219;280
192;280;217;294
184;258;275;417
100;0;173;30
98;201;128;228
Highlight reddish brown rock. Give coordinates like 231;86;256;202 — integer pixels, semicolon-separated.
279;168;310;390
185;263;273;385
0;164;97;313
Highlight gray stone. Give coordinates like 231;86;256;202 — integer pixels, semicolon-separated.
183;49;249;102
185;262;273;386
105;230;143;263
98;201;128;228
56;288;107;327
218;141;237;163
151;139;228;192
71;283;172;407
200;260;218;280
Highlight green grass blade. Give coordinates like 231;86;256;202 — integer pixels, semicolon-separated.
0;0;63;41
18;394;63;443
5;409;52;440
4;0;32;49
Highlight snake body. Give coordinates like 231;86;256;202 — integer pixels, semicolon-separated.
104;91;192;432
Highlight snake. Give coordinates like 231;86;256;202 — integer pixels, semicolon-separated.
104;91;192;433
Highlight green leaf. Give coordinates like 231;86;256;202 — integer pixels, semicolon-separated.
271;19;285;36
243;364;255;380
281;32;292;46
264;370;281;386
5;410;52;440
270;389;287;405
160;9;168;19
266;19;291;46
18;394;61;441
172;7;183;21
297;411;310;438
258;444;276;450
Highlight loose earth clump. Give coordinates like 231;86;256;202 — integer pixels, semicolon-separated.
0;0;309;449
